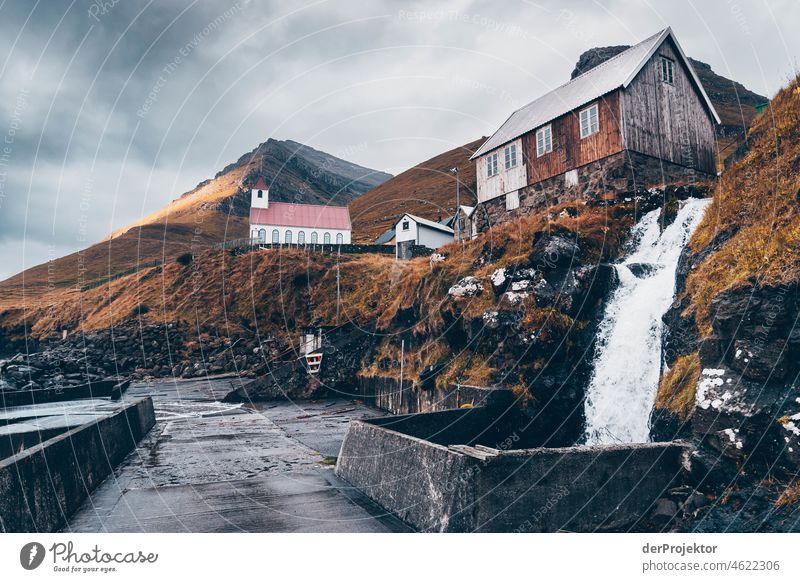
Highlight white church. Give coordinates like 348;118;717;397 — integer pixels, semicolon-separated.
248;177;352;245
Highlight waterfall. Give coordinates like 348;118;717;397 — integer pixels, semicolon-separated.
583;197;711;445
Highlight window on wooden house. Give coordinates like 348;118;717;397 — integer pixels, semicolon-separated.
285;230;292;244
271;229;279;243
486;152;499;177
504;144;517;169
336;233;344;244
258;229;266;242
311;231;318;244
402;220;410;231
257;190;263;198
660;57;674;84
536;125;553;156
298;231;305;245
580;103;599;138
324;232;331;244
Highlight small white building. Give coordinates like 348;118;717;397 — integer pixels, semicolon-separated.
249;177;352;245
394;213;454;258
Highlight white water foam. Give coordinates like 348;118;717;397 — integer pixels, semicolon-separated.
583;197;711;444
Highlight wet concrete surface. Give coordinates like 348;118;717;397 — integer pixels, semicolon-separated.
66;377;409;532
0;398;152;460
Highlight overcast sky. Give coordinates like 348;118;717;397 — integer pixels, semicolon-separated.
0;0;797;282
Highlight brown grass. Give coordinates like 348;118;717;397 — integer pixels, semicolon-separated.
654;352;701;419
685;75;800;334
348;138;483;243
776;480;800;508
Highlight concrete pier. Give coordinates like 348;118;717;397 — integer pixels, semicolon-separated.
0;397;155;532
65;378;408;533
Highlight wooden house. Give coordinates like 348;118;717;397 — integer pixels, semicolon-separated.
470;27;720;230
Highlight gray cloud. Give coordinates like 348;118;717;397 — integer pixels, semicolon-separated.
0;0;797;281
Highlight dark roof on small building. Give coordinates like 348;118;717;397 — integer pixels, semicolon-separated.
375;228;396;244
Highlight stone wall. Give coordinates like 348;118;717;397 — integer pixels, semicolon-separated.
0;397;155;532
474;150;715;232
336;409;692;532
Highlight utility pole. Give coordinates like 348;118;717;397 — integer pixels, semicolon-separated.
399;339;405;391
450;167;460;242
335;248;341;326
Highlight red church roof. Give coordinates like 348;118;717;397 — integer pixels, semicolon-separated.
252;177;268;190
250;202;351;230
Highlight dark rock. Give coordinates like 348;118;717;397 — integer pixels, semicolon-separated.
530;231;581;271
626;262;660;279
650;498;679;525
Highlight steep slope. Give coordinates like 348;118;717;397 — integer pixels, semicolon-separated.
349;138;484;242
0;139;391;300
571;45;768;160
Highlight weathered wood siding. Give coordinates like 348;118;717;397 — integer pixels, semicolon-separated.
522;90;624;184
621;38;717;175
476;138;527;203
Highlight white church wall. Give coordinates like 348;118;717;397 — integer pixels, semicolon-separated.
250;224;351;245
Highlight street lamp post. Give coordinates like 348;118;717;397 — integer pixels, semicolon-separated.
450;167;460;242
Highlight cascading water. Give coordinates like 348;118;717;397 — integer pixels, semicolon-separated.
583;197;711;445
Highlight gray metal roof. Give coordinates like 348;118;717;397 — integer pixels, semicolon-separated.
471;27;720;160
402;213;454;235
374;228;396;244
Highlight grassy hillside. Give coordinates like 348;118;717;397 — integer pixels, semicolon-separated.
349;138;484;242
0;139;391;302
685;76;800;333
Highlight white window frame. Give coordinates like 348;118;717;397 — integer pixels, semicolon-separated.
271;229;279;243
336;233;344;245
324;232;331;244
402;220;410;231
311;231;318;244
486;152;499;177
536;125;553;157
298;231;305;245
503;144;517;169
580;103;599;138
660;56;674;84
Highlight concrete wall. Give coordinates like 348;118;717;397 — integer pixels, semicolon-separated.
337;409;692;532
0;397;155;533
351;376;504;416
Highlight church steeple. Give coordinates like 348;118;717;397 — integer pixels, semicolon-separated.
251;176;269;209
